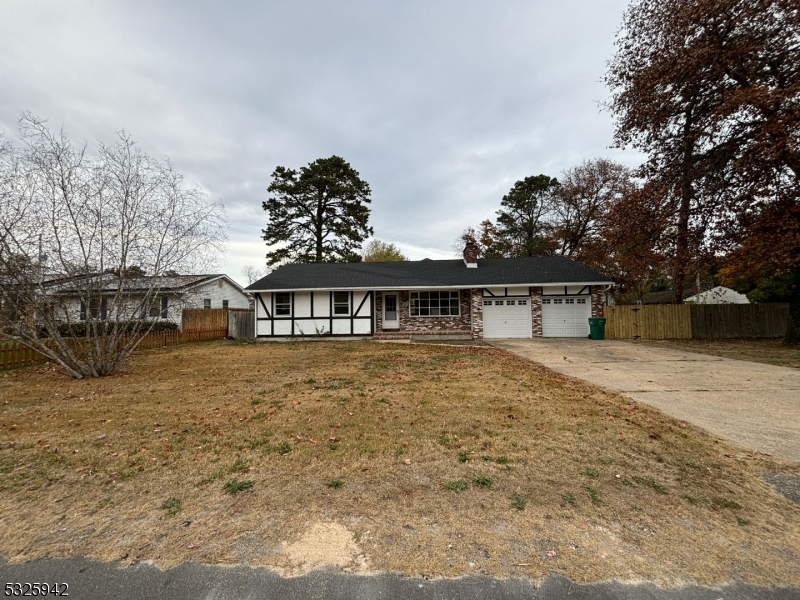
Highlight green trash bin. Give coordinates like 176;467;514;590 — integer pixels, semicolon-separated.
588;317;606;340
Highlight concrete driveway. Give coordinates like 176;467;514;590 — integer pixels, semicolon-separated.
490;338;800;464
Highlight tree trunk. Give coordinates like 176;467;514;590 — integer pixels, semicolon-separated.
785;267;800;345
673;112;695;305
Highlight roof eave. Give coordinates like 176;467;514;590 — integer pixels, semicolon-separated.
247;281;614;293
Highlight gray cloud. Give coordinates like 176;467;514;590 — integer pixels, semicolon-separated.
1;0;643;283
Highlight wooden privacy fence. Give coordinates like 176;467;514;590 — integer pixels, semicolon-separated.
228;309;255;339
603;303;789;340
691;303;789;338
1;327;228;372
181;308;230;332
603;305;692;340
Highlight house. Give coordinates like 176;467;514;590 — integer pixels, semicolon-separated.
245;244;612;340
47;273;251;329
645;286;749;305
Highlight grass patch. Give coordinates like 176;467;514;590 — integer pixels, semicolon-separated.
510;494;527;511
229;458;251;473
633;476;668;494
472;474;493;489
160;497;182;516
445;480;469;492
223;479;254;495
585;486;601;505
326;479;344;489
197;470;223;487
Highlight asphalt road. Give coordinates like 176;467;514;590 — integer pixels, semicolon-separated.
2;557;799;600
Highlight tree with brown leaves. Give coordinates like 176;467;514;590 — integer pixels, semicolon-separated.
606;0;799;327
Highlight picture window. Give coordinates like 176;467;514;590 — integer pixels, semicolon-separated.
410;291;460;316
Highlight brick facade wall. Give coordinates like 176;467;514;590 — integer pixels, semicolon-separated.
470;289;483;339
590;286;605;318
374;290;472;337
529;286;543;337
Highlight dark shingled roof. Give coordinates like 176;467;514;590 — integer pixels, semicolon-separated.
246;256;611;291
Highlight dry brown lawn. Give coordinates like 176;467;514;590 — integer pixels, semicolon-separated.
638;338;800;369
1;340;799;586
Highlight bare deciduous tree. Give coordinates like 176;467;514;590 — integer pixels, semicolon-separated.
0;114;227;378
240;264;269;286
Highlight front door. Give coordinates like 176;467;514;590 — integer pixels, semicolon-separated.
383;293;399;329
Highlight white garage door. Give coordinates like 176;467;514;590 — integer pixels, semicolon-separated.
483;298;532;338
542;297;591;337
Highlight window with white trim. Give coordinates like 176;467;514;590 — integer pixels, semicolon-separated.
275;293;291;316
333;291;350;315
203;298;211;309
222;299;229;309
410;291;460;316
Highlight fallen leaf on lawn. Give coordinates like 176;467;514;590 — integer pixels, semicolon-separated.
403;459;411;465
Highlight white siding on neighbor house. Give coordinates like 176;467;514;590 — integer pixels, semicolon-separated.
185;278;250;310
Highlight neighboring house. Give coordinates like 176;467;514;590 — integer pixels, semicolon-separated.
246;244;612;340
47;274;251;329
645;286;749;305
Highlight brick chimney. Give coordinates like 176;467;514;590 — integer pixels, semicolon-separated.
463;242;479;268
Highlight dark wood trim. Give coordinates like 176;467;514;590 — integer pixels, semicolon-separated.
354;291;369;317
329;292;333;335
310;291;314;318
505;287;508;297
370;291;375;334
257;293;272;318
291;292;295;335
483;288;495;297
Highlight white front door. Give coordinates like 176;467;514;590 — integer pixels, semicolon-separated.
383;293;399;329
483;298;532;338
542;297;591;337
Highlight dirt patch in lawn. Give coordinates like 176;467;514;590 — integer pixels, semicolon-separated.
1;340;799;586
637;338;800;369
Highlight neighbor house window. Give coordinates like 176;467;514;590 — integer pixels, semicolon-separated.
410;291;460;316
274;293;291;316
222;300;229;309
203;298;211;309
333;292;350;315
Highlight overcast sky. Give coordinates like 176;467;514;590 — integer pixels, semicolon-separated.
1;0;643;286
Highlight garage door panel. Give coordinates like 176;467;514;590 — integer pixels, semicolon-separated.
483;298;531;339
542;297;590;337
